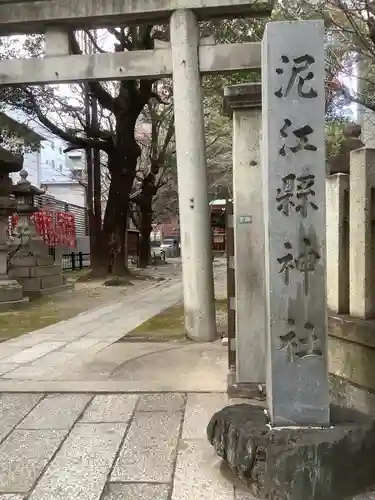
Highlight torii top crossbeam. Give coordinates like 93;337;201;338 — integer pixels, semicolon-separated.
0;0;273;35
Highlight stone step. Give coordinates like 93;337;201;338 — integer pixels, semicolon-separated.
0;297;29;312
19;274;65;293
27;283;74;299
10;255;54;267
0;281;24;303
9;265;62;280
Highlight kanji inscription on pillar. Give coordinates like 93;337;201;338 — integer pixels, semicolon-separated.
262;20;329;426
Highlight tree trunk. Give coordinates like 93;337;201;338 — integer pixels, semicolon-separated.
137;172;157;269
89;228;108;277
102;169;130;275
101;147;139;275
83;143;108;277
138;203;153;268
89;83;149;275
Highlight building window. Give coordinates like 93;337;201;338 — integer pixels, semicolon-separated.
51;160;55;168
59;164;63;172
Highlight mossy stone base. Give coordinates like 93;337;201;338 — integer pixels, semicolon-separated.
207;403;375;500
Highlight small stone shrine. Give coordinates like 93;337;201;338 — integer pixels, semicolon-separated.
0;147;28;310
207;20;375;500
9;169;72;298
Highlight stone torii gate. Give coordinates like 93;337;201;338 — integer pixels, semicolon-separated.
0;0;273;342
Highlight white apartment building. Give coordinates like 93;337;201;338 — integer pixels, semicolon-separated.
0;109;86;207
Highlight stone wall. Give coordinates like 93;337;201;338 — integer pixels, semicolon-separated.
329;315;375;417
326;153;375;417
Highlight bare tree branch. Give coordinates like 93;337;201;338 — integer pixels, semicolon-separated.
68;31;116;113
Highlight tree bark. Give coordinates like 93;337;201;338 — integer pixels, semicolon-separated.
101;154;135;275
137;171;157;268
138;203;153;268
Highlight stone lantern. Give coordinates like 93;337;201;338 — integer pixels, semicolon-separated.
0;147;28;310
12;169;44;212
11;169;45;258
8;169;72;298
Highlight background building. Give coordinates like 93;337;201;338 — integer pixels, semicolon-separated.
0;109;86;207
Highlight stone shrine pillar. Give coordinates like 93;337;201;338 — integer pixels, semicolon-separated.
0;149;27;310
349;148;375;318
326;173;349;314
170;9;217;342
223;83;265;395
261;20;329;426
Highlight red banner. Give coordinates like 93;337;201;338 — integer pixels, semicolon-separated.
55;211;77;248
8;210;77;248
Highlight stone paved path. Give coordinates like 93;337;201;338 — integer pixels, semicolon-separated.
0;260;227;393
0;392;255;500
0;390;372;500
2;259;370;500
0;277;183;387
0;260;248;499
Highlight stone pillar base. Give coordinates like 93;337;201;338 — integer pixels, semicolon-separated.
0;279;29;311
227;371;266;400
9;251;73;299
207;403;375;500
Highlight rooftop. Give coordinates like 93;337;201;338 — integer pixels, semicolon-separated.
0;112;45;144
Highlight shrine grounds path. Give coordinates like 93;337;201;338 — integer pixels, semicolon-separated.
0;259;254;500
0;259;373;500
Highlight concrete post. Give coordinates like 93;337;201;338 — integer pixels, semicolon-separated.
326;174;349;314
349;148;375;318
223;83;265;396
170;9;217;342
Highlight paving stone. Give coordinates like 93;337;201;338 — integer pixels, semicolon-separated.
229;398;264;407
137;393;186;412
183;393;227;439
0;495;26;500
0;429;67;493
2;342;66;364
18;394;92;430
3;334;54;349
172;439;235;500
111;410;182;482
28;423;126;500
81;394;138;423
2;365;57;380
0;364;19;376
61;338;104;352
0;393;43;441
354;492;375;499
46;332;87;342
102;483;170;500
53;343;119;381
29;351;79;367
0;347;23;362
0;426;13;445
234;486;259;499
86;331;125;340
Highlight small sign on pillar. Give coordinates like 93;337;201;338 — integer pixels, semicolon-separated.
261;20;329;426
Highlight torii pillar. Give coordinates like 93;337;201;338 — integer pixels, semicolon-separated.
170;10;217;342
